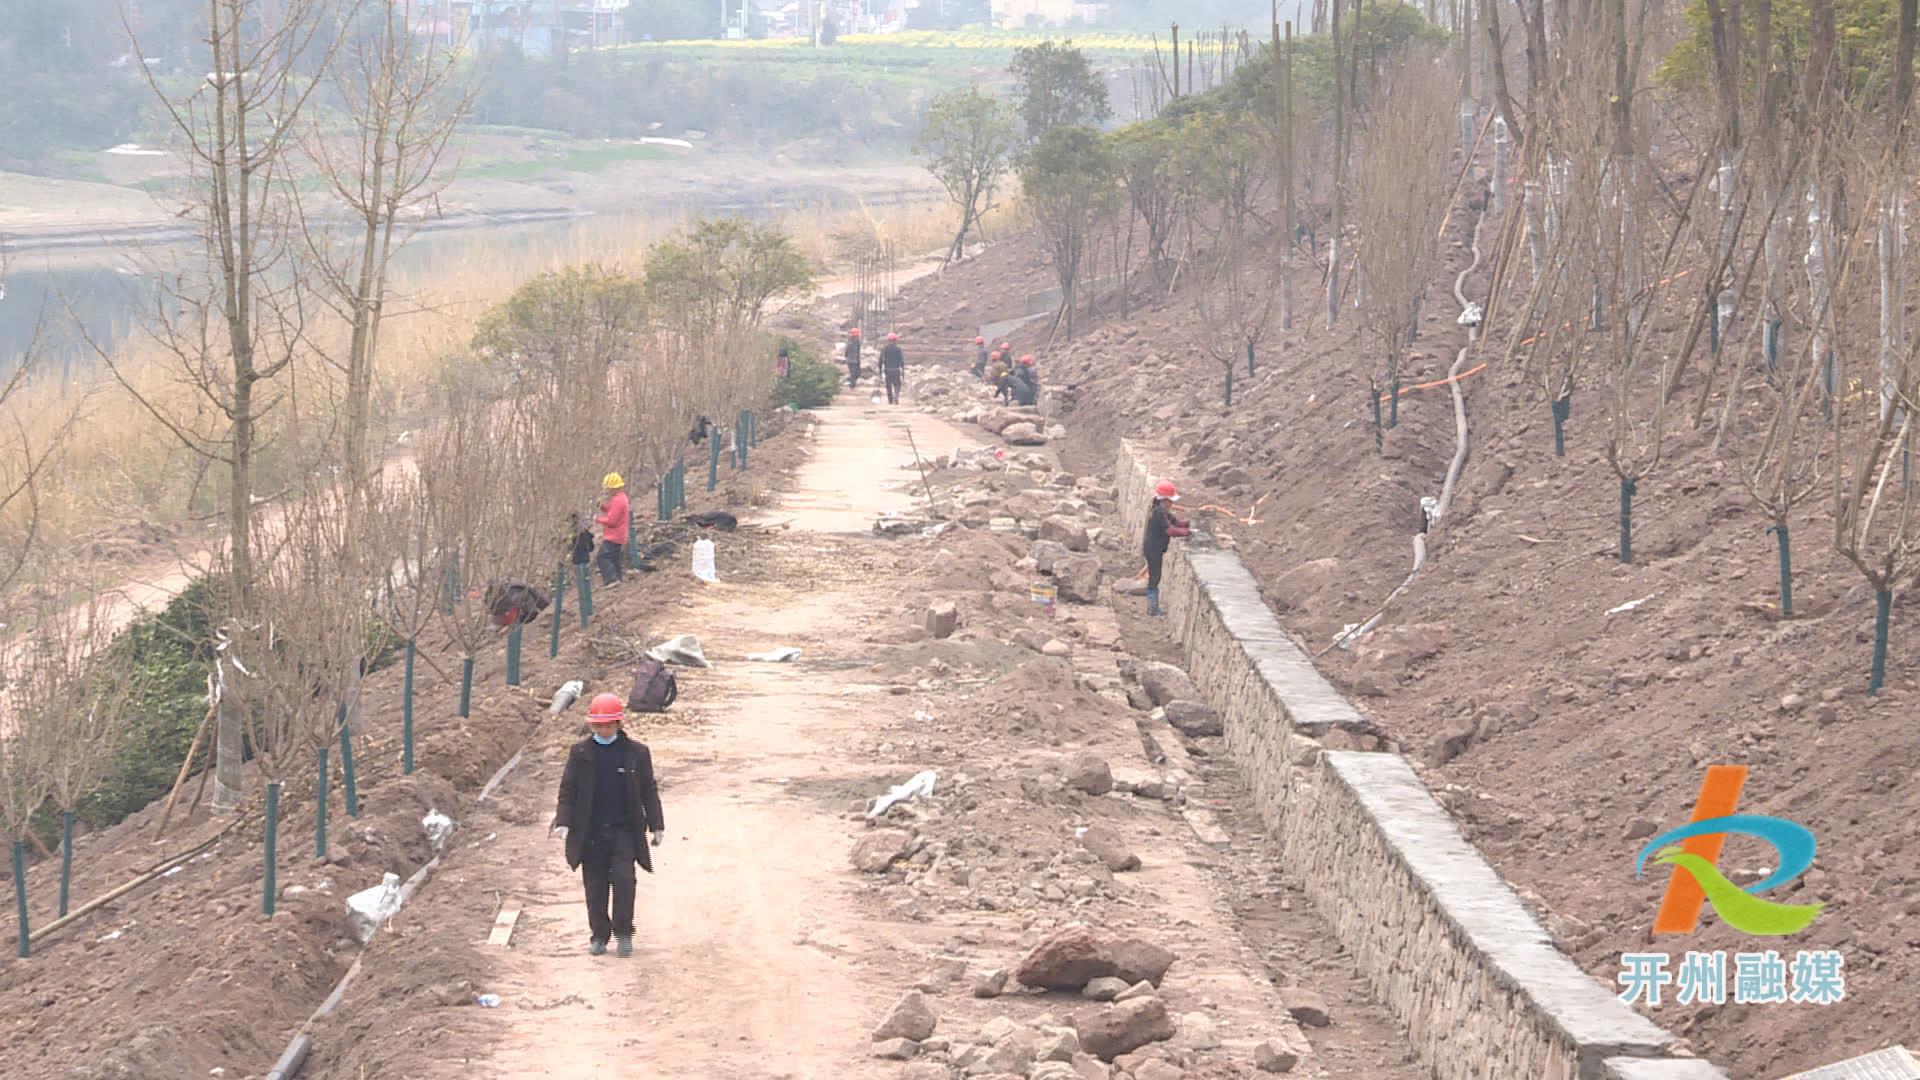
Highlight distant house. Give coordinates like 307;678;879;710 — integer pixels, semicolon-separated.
404;0;632;57
990;0;1104;27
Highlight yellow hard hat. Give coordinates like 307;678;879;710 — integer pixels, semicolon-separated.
602;472;625;490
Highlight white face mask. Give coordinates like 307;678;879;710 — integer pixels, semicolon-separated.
591;732;618;746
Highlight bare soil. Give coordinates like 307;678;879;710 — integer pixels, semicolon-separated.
880;210;1920;1077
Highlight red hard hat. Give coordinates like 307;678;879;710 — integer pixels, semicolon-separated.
587;693;624;722
999;341;1011;350
989;351;1001;361
1154;480;1179;500
974;336;985;345
849;328;861;337
886;332;899;342
1019;354;1034;365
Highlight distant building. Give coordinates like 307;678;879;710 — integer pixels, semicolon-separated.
404;0;631;57
990;0;1104;27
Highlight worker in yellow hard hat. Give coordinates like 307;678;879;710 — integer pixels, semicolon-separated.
596;472;630;587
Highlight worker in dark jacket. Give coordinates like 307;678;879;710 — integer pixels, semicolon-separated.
879;332;906;405
1009;354;1039;406
844;327;864;388
552;693;665;957
1141;479;1190;617
972;336;989;377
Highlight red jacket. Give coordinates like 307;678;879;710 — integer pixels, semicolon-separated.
597;490;630;545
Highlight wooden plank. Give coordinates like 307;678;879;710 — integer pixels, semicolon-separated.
486;906;521;947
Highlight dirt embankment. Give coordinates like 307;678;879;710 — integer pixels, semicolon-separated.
878;222;1920;1077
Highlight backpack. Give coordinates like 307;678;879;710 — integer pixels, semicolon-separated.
628;658;679;713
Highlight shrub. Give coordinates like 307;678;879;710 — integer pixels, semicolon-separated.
774;337;841;410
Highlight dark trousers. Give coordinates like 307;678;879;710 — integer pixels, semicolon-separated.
884;369;902;404
580;825;638;942
1146;549;1165;589
847;362;862;388
596;540;625;585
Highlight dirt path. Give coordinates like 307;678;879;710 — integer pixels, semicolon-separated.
317;396;974;1078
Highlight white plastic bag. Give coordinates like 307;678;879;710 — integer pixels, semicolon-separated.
866;770;938;818
692;538;718;583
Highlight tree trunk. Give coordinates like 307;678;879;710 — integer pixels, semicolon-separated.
1329;0;1346;330
1482;0;1523;147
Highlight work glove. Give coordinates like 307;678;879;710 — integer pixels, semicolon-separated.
649;830;665;848
552;825;568;841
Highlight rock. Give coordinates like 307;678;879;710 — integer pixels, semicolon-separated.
1352;624;1451;685
1072;997;1176;1062
1779;692;1807;714
1112;578;1148;597
1005;422;1050;446
1176;1011;1220;1050
927;601;960;640
1054;554;1103;603
1160;700;1222;737
1014;628;1053;653
873;1037;921;1060
978;408;1031;434
1030;1064;1081;1080
1014;925;1176;991
1269;558;1341;610
1036;1028;1080;1061
977;1035;1036;1074
874;989;939;1042
1083;976;1130;1001
1625;818;1657;840
1280;987;1330;1028
1032;539;1071;573
1041;516;1092;551
1137;663;1199;708
1064;753;1114;796
1078;825;1140;872
1042;638;1073;658
1113;980;1156;1002
1426;717;1478;767
982;1017;1024;1045
973;968;1010;998
851;829;914;873
1069;1052;1112;1079
1253;1029;1312;1072
1132;1062;1184;1080
903;1063;951;1080
1812;703;1840;726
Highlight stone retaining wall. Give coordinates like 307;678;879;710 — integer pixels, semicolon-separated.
1115;440;1723;1080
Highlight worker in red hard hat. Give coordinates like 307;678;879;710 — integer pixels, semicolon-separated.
879;332;907;405
845;327;864;388
972;336;989;377
552;692;665;957
1141;480;1191;617
1008;353;1039;406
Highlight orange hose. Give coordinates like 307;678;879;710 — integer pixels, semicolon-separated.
1375;362;1489;405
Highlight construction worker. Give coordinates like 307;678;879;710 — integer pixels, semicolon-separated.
776;345;791;381
596;473;630;587
845;327;863;388
1141;480;1191;617
1009;354;1039;406
972;336;989;377
987;352;1011;402
552;693;665;957
879;332;906;405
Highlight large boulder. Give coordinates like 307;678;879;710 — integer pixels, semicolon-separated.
977;408;1032;435
1031;539;1071;574
1040;516;1092;552
1137;662;1199;708
1054;554;1103;604
1269;558;1341;611
1072;997;1176;1062
1013;925;1177;991
1078;824;1140;872
1064;752;1113;795
850;829;913;873
1161;700;1222;737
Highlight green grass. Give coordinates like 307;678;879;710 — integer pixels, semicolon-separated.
465;143;676;180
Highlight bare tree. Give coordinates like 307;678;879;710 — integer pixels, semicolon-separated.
119;0;345;812
915;86;1018;266
1187;111;1276;408
1352;52;1456;444
303;0;474;495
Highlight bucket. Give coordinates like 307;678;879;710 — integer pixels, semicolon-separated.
1029;580;1058;616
